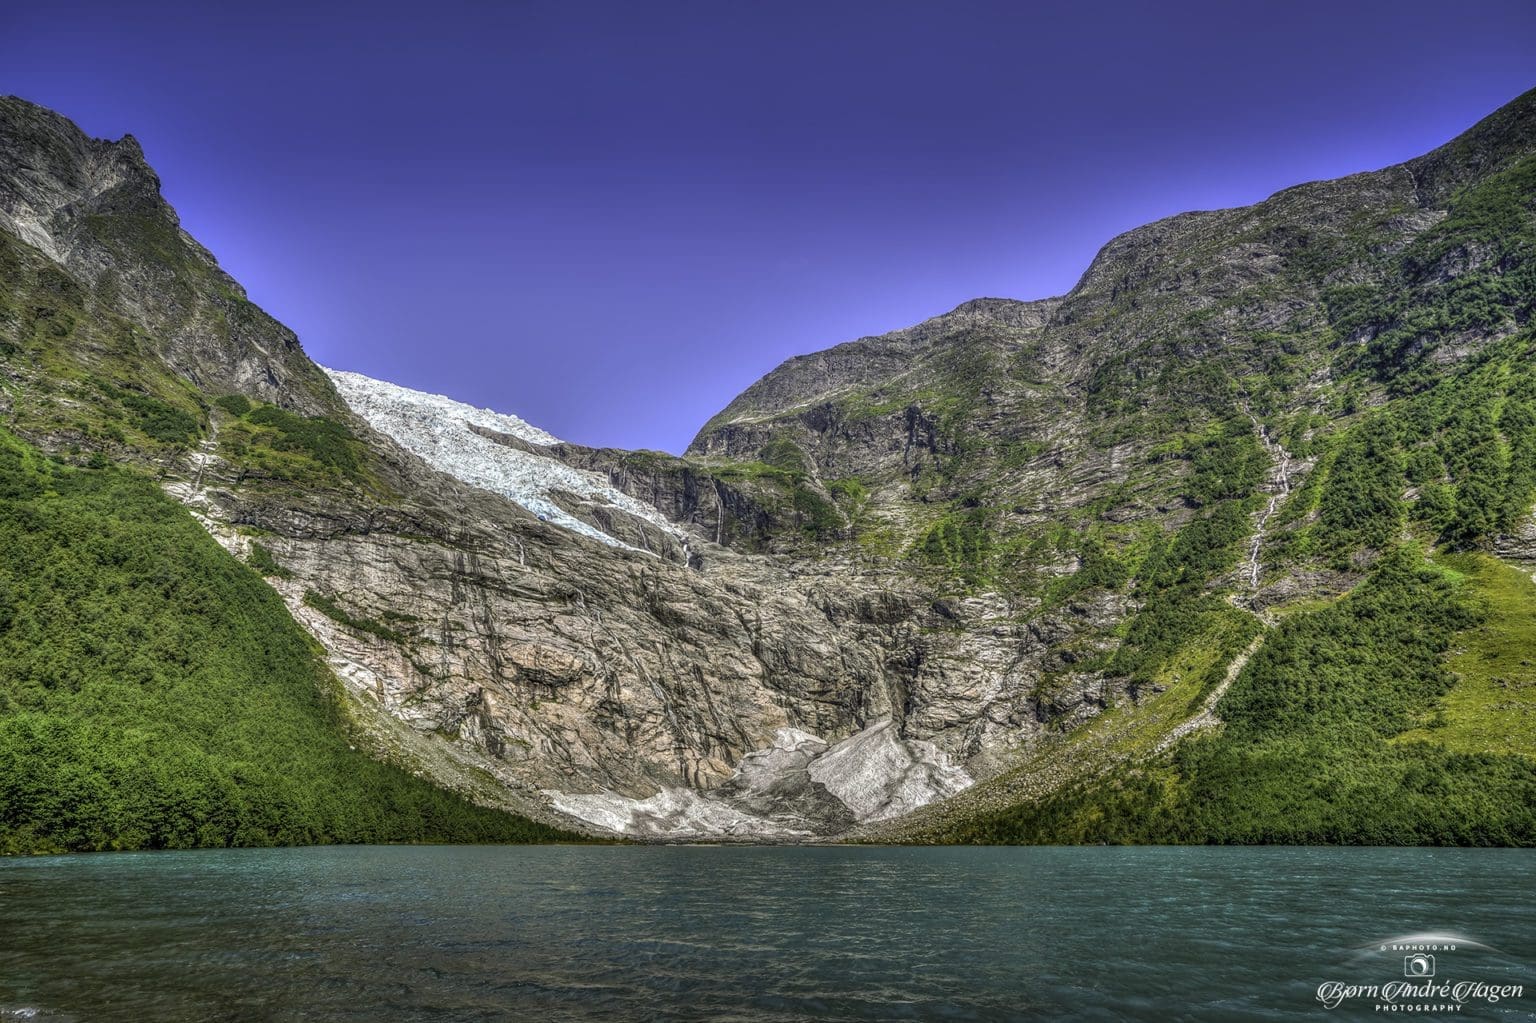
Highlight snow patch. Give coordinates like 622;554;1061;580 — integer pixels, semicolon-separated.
547;786;808;838
547;720;972;837
808;718;972;822
324;368;687;554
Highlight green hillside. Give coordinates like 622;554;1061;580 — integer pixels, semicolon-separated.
937;550;1536;845
0;426;578;853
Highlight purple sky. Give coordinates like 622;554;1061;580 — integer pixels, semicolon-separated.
3;2;1533;452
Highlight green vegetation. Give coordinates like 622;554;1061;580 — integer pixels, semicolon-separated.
790;485;841;537
113;388;201;445
8;92;1536;854
1274;337;1536;564
827;476;868;509
1314;413;1403;558
303;589;409;644
916;135;1536;847
1041;533;1132;608
216;398;373;487
944;551;1536;845
85;211;216;287
0;426;576;854
709;458;795;485
1075;418;1268;689
757;436;813;475
1333;153;1536;390
1086;335;1252;436
243;404;361;472
705;442;849;541
246;542;292;580
0;230;211;455
912;507;993;585
213;393;252;417
1396;553;1536;758
1183;418;1272;506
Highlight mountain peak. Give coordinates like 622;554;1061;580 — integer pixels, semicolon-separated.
0;95;163;260
0;95;340;415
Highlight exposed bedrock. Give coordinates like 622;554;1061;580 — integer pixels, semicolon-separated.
547;720;973;839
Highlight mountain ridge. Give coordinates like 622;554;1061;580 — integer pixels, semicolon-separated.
691;87;1536;460
3;86;1536;845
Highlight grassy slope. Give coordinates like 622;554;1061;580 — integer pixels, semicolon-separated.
1397;553;1536;757
0;426;579;853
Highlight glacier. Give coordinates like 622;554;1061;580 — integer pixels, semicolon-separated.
325;368;690;556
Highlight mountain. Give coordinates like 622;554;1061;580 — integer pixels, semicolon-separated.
2;87;1535;848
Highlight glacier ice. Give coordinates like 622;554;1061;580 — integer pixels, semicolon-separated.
325;368;689;555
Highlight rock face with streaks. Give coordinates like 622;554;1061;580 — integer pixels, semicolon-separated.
546;721;971;838
5;88;1536;839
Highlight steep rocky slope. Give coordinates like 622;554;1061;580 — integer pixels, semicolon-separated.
0;96;1013;839
3;87;1536;845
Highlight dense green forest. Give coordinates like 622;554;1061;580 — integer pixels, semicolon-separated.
0;426;578;853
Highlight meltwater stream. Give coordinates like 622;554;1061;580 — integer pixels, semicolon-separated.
2;846;1533;1021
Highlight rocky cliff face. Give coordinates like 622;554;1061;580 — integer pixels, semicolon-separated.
0;98;337;415
4;87;1535;841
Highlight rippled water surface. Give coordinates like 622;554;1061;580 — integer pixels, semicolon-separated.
2;845;1533;1020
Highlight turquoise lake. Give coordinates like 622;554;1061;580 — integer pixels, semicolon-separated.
2;845;1533;1020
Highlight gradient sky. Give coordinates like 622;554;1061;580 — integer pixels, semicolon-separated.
3;2;1533;452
